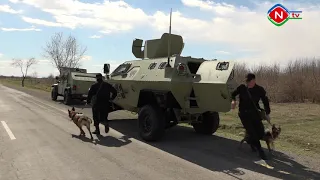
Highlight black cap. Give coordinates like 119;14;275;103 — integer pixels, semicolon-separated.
96;73;102;78
245;73;255;82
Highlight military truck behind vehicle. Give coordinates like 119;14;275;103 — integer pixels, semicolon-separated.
51;67;102;105
102;31;237;142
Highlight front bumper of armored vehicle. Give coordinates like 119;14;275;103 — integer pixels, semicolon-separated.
70;93;88;100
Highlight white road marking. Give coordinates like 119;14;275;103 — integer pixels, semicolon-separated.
1;121;16;140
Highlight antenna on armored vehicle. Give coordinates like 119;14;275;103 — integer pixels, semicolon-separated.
166;8;172;68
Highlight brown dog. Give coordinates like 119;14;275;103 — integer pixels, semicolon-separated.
239;124;281;152
68;107;93;140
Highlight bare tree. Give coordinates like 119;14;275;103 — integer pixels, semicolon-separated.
47;73;54;79
43;32;87;75
30;71;38;84
31;71;38;78
11;58;38;87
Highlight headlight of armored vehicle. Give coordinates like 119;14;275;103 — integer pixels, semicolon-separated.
177;63;188;76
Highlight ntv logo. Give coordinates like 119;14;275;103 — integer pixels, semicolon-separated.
267;4;302;26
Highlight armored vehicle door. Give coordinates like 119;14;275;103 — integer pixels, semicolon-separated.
58;72;69;94
192;61;235;112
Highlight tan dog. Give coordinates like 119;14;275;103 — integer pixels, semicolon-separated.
240;124;281;152
68;107;93;140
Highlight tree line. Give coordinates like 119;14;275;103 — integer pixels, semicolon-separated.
234;59;320;103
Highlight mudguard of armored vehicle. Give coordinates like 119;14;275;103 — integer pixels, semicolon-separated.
103;33;237;142
51;67;102;105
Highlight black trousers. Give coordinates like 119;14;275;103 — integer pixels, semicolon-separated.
92;104;109;128
238;111;265;150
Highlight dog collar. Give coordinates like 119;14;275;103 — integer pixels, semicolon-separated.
72;113;77;119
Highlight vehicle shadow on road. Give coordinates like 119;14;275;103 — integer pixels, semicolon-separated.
108;119;320;180
71;134;132;147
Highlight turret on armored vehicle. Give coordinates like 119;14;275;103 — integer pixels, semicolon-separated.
102;32;237;142
51;67;103;105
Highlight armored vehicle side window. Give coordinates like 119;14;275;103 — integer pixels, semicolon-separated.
148;62;157;70
216;62;229;70
158;62;167;69
111;63;132;76
128;67;140;78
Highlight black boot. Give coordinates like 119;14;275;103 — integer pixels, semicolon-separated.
105;123;109;133
92;126;100;135
258;149;267;160
250;145;257;152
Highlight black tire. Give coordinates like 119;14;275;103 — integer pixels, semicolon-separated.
138;105;166;141
63;90;72;105
51;87;58;101
192;112;220;135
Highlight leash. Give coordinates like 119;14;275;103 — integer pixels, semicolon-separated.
81;104;87;111
82;102;90;110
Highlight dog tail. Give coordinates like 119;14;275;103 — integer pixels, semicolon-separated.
89;117;93;124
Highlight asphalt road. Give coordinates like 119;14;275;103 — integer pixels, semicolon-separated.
0;84;319;180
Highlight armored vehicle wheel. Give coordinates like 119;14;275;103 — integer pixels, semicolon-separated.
192;112;220;135
51;88;58;101
63;91;72;105
138;105;166;141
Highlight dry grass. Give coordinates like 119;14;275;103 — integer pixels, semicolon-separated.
180;102;320;157
0;76;54;92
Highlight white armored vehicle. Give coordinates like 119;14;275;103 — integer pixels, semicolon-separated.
51;67;102;105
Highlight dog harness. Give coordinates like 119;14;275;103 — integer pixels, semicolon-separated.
71;112;81;121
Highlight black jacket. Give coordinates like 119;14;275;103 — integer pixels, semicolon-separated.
87;81;117;106
231;84;271;114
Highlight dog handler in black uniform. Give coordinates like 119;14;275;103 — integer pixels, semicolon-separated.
87;73;117;135
231;73;271;160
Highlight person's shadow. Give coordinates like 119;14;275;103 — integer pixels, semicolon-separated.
71;134;132;147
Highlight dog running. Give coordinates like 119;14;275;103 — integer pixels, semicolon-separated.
68;107;94;140
239;124;281;153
